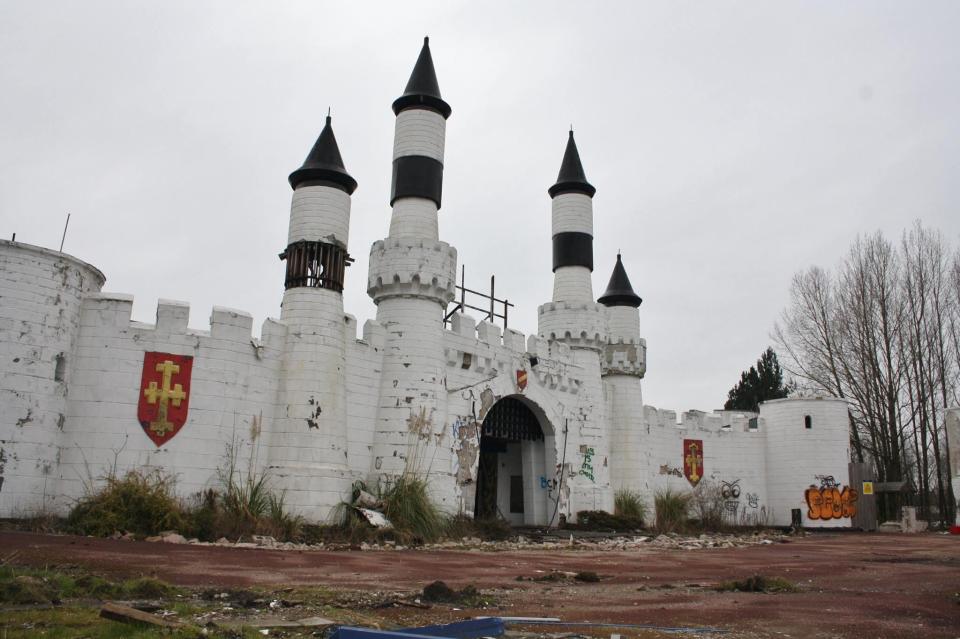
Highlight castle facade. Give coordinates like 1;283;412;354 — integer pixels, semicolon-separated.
0;39;855;528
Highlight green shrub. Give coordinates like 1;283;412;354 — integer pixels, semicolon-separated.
67;469;186;537
614;489;648;521
654;487;691;534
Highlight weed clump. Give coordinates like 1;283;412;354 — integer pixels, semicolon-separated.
381;476;444;543
573;510;644;532
122;576;180;599
339;477;445;544
0;575;58;605
67;469;186;537
690;480;727;532
444;514;514;541
67;439;302;542
421;580;486;606
654;487;692;534
614;489;648;521
715;575;799;593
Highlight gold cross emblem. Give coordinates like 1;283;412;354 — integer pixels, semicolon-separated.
685;442;702;483
142;359;186;435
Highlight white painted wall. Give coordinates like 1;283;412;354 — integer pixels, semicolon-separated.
0;241;104;515
58;295;284;513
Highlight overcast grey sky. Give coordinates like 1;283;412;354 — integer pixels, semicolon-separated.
2;2;958;412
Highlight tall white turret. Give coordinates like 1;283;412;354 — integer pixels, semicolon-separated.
598;253;647;492
367;38;458;507
270;113;357;520
538;131;612;516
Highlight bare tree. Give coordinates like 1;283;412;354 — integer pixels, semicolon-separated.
775;224;958;526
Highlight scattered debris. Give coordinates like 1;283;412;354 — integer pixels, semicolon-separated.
99;602;185;629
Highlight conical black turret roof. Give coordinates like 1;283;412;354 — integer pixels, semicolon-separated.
548;130;596;198
392;37;452;119
598;253;642;307
288;114;358;194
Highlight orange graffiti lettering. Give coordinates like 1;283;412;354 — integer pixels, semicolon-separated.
805;484;858;520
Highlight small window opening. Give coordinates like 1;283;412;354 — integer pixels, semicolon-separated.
54;353;66;382
748;417;758;430
804;415;813;429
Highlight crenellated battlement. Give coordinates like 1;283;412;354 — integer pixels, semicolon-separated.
344;314;386;350
602;336;647;377
538;300;607;351
367;238;457;305
78;293;288;352
443;313;583;395
643;405;762;434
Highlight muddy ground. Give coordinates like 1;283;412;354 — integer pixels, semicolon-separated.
2;531;958;638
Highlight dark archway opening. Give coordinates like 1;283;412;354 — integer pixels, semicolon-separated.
474;397;544;521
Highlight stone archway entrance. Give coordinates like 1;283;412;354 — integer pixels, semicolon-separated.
474;396;552;525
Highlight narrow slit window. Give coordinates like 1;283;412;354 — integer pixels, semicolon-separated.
804;415;813;429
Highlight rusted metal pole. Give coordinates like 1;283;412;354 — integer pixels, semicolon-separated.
490;275;495;323
59;213;70;252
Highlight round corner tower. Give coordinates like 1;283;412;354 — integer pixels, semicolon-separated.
367;38;458;505
597;253;647;491
270;113;357;521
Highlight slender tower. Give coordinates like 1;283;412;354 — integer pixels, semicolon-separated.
598;254;647;491
368;38;458;505
538;130;612;515
270;113;357;521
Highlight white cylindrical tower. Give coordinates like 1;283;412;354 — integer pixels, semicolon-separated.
368;38;458;508
270;114;357;521
0;241;105;516
537;131;612;516
598;253;647;493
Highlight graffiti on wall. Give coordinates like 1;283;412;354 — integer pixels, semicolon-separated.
579;445;595;482
805;475;858;520
683;439;703;486
721;478;741;516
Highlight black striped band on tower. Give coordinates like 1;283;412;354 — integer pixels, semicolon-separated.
552;232;593;272
390;155;443;208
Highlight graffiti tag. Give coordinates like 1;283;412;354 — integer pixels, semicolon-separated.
579;446;595;482
815;474;839;489
746;492;759;509
805;484;858;520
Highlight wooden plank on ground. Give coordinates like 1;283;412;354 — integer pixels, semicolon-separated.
99;602;184;629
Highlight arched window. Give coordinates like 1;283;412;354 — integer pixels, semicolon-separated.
804;415;813;429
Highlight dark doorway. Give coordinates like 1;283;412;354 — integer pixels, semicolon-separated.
473;397;544;521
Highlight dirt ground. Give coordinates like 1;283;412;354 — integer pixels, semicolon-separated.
2;530;958;638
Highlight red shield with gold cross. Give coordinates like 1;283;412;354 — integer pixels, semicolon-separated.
516;369;528;392
138;352;193;446
683;439;704;487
